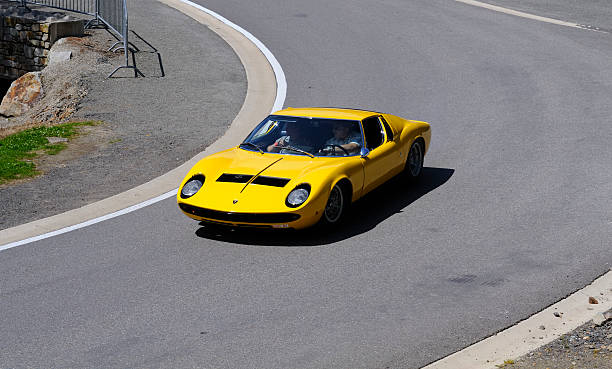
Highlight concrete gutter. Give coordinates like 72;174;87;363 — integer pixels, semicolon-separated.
423;269;612;368
0;0;280;248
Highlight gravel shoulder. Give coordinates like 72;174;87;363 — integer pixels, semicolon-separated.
511;309;612;369
0;0;246;229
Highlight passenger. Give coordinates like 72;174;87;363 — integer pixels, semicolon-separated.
267;122;315;154
324;122;362;155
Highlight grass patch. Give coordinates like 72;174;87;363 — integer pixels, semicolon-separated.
0;121;98;184
495;359;516;368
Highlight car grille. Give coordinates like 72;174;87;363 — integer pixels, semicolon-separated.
199;219;273;229
179;203;300;223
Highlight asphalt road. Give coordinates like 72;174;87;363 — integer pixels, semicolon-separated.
2;0;612;368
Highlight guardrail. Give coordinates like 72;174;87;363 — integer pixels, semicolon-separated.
12;0;142;77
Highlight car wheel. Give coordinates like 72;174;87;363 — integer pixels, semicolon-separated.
322;184;345;224
405;141;423;179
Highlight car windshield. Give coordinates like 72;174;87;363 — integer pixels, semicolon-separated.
240;115;364;157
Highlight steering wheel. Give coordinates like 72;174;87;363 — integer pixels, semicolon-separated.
321;144;350;156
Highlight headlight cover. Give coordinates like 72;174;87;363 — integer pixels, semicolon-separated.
180;174;205;199
286;184;310;207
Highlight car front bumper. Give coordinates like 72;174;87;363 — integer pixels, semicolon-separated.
177;195;327;230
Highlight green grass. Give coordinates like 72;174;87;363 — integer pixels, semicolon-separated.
0;121;98;184
495;359;516;368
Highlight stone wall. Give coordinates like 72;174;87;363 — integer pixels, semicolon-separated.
0;4;84;80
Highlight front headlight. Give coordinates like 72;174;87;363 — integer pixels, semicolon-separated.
286;184;310;207
180;174;205;199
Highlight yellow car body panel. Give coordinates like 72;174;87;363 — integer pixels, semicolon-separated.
177;108;430;229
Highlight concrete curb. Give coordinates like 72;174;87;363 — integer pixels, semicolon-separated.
0;0;279;248
423;269;612;368
455;0;608;33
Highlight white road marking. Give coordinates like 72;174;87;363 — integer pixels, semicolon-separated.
0;1;286;252
0;189;177;252
177;0;287;111
456;0;608;33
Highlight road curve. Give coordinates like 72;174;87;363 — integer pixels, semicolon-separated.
0;0;281;248
1;0;612;368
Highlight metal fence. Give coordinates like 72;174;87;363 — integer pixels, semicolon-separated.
98;0;124;36
12;0;141;77
19;0;96;15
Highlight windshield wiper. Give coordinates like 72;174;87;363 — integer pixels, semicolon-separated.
283;145;314;158
239;142;264;154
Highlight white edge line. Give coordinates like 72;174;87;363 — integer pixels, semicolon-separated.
0;189;178;251
456;0;608;33
178;0;287;112
0;1;286;252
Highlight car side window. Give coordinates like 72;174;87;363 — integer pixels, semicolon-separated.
380;116;393;141
362;116;384;150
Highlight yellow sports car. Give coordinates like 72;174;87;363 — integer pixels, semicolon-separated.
177;107;431;229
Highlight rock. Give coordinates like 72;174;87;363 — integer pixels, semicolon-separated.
539;325;546;330
46;137;68;144
588;296;599;304
554;312;562;318
48;50;72;65
0;72;43;117
593;312;610;326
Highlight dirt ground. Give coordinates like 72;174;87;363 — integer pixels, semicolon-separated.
0;29;121;187
0;30;118;137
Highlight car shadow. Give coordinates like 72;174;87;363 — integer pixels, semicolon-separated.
194;167;454;246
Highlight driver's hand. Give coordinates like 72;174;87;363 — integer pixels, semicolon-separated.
320;146;333;155
277;137;288;147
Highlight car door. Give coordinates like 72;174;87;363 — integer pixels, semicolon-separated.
361;116;400;194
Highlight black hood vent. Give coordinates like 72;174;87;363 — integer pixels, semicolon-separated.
217;173;253;183
217;173;290;187
252;176;290;187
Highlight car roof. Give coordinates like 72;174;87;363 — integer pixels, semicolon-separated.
272;107;381;121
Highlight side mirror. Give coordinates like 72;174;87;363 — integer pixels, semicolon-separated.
360;147;370;157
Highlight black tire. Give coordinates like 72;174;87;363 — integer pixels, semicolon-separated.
405;140;424;179
320;183;346;225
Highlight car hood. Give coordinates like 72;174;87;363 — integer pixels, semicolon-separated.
182;148;345;212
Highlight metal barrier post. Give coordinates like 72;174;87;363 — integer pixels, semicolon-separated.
107;0;143;77
85;0;102;29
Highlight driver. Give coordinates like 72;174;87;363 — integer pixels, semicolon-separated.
267;122;315;154
324;122;362;155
